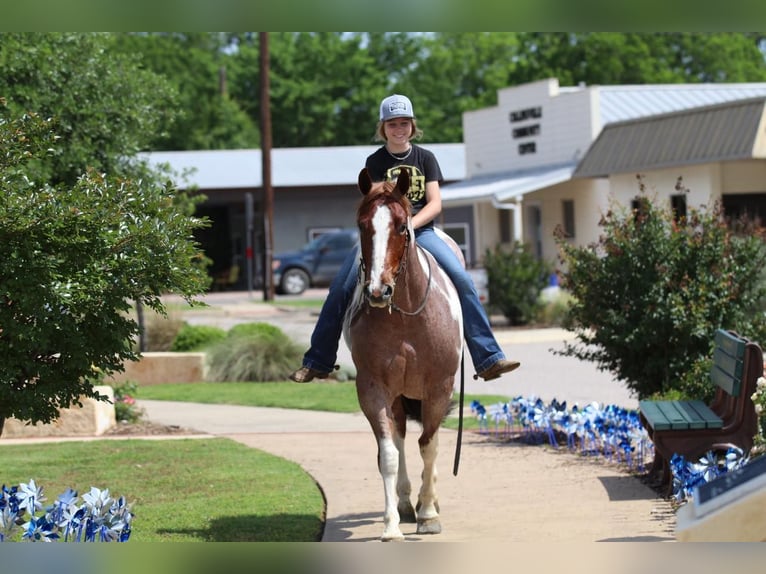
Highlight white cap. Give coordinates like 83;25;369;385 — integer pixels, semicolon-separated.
379;94;414;121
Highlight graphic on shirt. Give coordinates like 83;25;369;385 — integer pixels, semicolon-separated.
384;165;425;204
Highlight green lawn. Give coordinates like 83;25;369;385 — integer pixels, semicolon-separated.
0;381;511;543
136;381;512;430
0;438;323;542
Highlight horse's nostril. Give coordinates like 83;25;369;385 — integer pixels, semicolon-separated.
365;284;394;308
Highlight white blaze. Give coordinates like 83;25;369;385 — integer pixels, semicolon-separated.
368;206;392;292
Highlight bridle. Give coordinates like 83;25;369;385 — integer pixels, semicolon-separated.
360;227;433;316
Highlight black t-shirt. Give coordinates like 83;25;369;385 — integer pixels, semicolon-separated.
365;144;444;229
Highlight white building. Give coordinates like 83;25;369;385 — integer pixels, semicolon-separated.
441;78;766;266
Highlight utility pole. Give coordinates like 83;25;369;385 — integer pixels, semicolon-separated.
259;32;275;301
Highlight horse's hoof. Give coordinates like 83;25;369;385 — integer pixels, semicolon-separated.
381;530;405;542
416;518;442;535
398;502;417;523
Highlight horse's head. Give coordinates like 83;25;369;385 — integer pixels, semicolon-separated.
356;168;412;308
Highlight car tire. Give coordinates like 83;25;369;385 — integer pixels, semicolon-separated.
280;268;310;295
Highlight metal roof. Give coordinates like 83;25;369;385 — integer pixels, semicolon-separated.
440;163;577;206
574;97;766;178
598;83;766;125
144;144;466;190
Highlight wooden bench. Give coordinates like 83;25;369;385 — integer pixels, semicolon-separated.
639;329;763;490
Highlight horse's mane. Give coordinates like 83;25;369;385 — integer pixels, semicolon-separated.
357;180;412;226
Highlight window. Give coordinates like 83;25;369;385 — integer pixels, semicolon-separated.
499;209;511;244
671;194;687;222
562;200;575;238
441;223;471;265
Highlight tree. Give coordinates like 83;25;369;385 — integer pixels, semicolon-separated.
0;33;179;186
109;32;261;151
0;108;209;431
0;33;210;431
554;178;766;401
229;32;387;147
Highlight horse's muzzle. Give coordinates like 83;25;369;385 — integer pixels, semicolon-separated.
365;283;394;308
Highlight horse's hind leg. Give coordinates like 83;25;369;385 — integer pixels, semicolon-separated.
416;431;442;535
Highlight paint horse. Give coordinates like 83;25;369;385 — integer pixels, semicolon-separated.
343;168;464;541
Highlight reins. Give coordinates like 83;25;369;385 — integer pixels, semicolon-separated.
390;243;432;316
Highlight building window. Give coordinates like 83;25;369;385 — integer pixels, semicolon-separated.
562;200;575;238
442;223;471;266
670;194;687;222
499;209;511;244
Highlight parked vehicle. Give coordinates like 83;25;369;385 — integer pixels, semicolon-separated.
272;229;359;295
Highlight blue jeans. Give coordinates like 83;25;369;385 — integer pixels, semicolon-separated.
300;227;506;373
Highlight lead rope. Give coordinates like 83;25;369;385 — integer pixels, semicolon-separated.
453;351;465;476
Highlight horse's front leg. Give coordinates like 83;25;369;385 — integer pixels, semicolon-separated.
377;433;405;541
416;431;442;535
392;405;416;523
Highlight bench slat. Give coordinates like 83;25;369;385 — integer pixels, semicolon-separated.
711;364;741;397
715;329;746;358
640;399;724;431
676;399;722;429
712;347;743;379
640;400;671;430
655;401;692;429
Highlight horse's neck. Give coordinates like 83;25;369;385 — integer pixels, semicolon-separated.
396;242;429;303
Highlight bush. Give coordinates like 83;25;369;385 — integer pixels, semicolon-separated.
554;177;766;400
206;324;303;382
227;322;284;340
484;242;552;325
142;310;186;352
171;323;227;351
112;380;144;423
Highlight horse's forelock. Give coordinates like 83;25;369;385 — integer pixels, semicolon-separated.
357;182;411;227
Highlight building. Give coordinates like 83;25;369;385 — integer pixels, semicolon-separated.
147;78;766;288
441;78;766;265
146;144;465;287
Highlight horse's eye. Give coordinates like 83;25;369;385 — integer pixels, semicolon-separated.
398;224;407;235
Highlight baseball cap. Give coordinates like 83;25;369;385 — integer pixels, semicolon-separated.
379;94;414;121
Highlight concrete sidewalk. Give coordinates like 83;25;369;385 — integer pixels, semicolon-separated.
138;399;676;543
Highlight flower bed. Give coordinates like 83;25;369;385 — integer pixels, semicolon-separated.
470;395;762;506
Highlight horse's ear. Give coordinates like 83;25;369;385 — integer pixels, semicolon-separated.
358;168;373;196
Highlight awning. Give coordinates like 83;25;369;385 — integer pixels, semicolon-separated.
441;163;577;206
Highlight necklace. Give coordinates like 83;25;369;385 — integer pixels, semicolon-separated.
386;145;413;161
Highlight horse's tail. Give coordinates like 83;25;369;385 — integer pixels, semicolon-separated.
400;396;457;423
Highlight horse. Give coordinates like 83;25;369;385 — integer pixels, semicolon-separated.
343;167;464;541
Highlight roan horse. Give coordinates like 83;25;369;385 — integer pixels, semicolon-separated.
343;168;464;541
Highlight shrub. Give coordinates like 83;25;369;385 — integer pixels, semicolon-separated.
171;323;227;351
536;290;574;327
227;322;284;340
112;380;144;423
142;310;185;352
483;242;552;325
554;177;766;400
206;324;303;382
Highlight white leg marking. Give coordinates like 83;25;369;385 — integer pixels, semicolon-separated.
418;434;439;521
379;436;404;541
